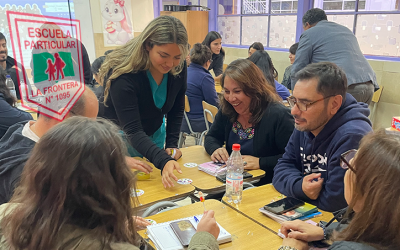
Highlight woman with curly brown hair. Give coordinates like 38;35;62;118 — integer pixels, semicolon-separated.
204;59;294;185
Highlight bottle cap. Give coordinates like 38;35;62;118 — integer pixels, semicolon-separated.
6;75;10;78
232;143;240;151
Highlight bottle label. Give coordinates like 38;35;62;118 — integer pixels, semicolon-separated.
226;174;243;192
10;90;17;98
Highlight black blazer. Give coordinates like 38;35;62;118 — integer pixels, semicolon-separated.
204;102;294;185
102;67;187;170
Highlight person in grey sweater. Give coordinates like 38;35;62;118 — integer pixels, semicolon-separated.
291;8;378;104
278;129;400;250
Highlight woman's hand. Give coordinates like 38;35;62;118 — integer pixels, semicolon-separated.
211;147;229;163
125;157;153;174
133;216;152;230
162;160;183;188
280;220;324;242
242;155;260;170
196;210;220;239
165;148;182;160
281;238;309;250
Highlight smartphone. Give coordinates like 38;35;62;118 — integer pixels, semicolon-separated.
216;172;253;183
263;197;305;215
170;220;197;247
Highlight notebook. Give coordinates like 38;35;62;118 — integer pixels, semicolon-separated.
198;161;226;176
146;214;232;250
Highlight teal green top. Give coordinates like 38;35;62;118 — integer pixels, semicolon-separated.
125;71;169;157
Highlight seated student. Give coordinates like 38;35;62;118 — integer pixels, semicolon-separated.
90;55;106;102
0;32;30;100
0;88;152;205
272;62;372;212
248;50;290;100
279;129;400;250
281;43;299;90
0;117;220;250
204;59;294;185
0;68;32;138
248;42;264;57
181;43;219;133
202;31;224;81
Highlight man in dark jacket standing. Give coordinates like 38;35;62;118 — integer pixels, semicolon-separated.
290;8;378;104
273;62;372;212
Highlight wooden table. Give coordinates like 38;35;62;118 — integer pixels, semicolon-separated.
222;185;333;233
178;146;265;194
138;199;283;249
134;160;195;211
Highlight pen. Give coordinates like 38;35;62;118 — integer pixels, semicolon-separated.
194;216;199;223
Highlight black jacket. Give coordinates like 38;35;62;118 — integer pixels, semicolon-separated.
101;68;187;170
0;122;35;205
208;53;224;77
204;102;294;185
0;93;32;138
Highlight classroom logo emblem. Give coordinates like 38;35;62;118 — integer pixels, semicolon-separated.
7;11;84;121
34;52;74;82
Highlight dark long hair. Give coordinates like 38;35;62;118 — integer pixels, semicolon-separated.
336;130;400;249
248;50;277;90
0;67;16;106
220;59;281;125
202;31;225;57
1;117;137;249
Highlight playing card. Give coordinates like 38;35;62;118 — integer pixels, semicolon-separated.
130;188;144;197
183;163;198;168
177;178;193;185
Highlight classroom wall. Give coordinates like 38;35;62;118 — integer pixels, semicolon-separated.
223;47;400;130
74;0;96;62
89;0;154;58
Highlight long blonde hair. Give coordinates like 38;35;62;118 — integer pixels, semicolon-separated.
99;15;188;102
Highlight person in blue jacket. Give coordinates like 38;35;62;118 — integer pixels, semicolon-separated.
182;43;219;133
272;62;372;212
248;50;290;100
0;68;32;139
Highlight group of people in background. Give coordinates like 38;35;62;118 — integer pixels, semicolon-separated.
0;7;398;250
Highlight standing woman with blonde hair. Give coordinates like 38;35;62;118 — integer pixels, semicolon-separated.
99;16;189;188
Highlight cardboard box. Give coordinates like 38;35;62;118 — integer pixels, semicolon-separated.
391;117;400;131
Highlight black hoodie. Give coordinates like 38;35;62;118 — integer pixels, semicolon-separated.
0;122;35;205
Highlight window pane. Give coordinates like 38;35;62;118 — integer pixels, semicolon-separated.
359;0;399;11
356;14;400;56
242;0;269;14
314;0;360;11
271;0;298;13
327;14;355;30
219;0;241;15
218;16;241;44
269;15;297;48
241;16;268;45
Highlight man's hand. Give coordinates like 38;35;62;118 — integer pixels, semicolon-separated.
302;173;324;200
165;148;182;160
242;155;260;170
125;157;153;174
281;220;324;242
211;147;229;163
162;160;183;188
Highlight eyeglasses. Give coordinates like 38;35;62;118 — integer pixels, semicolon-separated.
286;95;335;111
340;149;357;173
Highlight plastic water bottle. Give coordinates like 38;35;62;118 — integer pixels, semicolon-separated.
226;144;244;204
6;75;16;99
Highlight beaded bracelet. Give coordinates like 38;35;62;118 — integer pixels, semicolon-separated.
319;223;327;240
